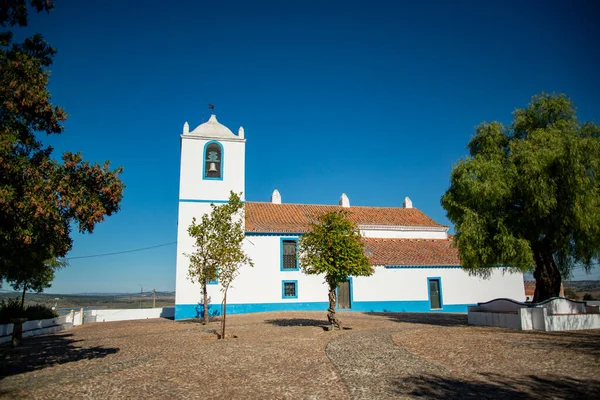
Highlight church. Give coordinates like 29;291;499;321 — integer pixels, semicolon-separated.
174;115;525;320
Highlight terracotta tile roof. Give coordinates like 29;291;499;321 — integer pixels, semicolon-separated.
363;238;461;266
245;202;444;233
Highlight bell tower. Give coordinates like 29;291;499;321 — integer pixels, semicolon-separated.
175;114;246;315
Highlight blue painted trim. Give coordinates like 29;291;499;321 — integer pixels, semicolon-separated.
179;199;229;203
385;265;461;269
427;277;443;310
282;280;298;299
202;140;224;181
174;300;474;319
280;237;300;271
245;232;304;237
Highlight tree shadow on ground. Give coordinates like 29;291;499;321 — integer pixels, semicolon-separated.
503;329;600;357
0;333;119;379
265;318;328;327
395;373;600;400
176;316;221;324
367;312;468;327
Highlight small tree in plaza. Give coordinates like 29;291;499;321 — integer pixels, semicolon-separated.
186;191;253;336
299;210;373;329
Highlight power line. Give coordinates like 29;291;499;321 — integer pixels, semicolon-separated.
66;242;177;260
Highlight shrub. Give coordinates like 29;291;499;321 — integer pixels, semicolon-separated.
0;298;24;324
564;288;578;300
25;304;58;321
583;293;595;301
0;300;57;324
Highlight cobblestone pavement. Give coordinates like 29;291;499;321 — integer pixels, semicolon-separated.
1;312;598;399
326;328;442;399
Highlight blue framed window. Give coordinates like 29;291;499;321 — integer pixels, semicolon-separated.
280;238;299;271
203;140;223;180
207;267;218;285
282;280;298;299
427;277;442;309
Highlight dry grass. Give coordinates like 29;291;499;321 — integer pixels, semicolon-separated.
0;312;598;399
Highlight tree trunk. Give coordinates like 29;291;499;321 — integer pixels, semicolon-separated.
21;286;26;311
532;249;562;303
221;291;227;340
202;279;209;325
327;284;342;329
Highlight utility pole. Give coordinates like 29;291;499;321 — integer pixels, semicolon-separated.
139;285;143;309
153;288;156;308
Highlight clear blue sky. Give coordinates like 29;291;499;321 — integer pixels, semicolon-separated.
15;0;600;293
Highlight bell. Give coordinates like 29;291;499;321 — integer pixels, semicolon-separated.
208;162;218;172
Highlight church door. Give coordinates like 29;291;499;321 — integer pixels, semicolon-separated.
337;280;351;309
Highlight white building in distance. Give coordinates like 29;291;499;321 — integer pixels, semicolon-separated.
175;115;525;320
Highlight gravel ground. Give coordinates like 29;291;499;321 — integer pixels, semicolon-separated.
0;312;598;399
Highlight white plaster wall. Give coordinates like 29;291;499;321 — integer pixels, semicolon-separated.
360;229;447;239
353;267;525;304
179;136;245;201
91;307;174;322
229;235;329;304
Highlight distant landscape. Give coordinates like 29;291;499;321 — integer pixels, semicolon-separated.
0;290;175;311
566;280;600;300
1;280;599;311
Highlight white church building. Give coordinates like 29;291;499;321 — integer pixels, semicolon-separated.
174;115;525;320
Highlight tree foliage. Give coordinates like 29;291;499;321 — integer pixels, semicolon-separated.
299;210;373;328
441;93;600;302
0;1;125;291
187;191;253;337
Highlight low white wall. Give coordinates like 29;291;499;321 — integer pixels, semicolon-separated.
474;299;527;313
90;307;174;323
545;314;600;331
536;298;586;315
467;310;522;329
0;316;72;344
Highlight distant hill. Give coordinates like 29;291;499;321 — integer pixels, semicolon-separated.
0;291;175;310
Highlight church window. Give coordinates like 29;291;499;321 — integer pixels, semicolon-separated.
282;280;298;298
281;239;299;271
203;141;223;180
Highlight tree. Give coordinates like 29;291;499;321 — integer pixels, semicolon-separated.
299;210;373;329
441;93;600;302
186;191;253;336
12;257;67;310
0;1;125;291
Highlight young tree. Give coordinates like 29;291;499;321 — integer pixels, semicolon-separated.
0;1;125;289
186;191;253;335
299;210;373;329
12;257;67;310
442;93;600;302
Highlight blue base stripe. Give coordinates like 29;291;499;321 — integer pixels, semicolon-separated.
175;300;473;320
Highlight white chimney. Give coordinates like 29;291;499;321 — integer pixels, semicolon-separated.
339;193;350;208
271;189;282;204
238;126;244;138
403;197;413;208
183;121;189;135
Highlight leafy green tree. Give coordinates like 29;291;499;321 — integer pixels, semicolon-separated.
442;93;600;302
187;191;253;336
299;210;373;329
582;293;594;301
0;1;125;290
12;257;67;309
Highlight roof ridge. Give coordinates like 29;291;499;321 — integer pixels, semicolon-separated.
245;201;425;210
